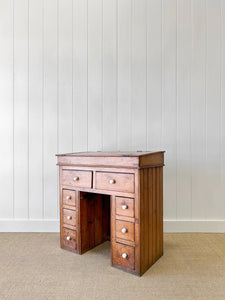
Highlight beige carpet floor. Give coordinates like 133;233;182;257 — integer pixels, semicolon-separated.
0;233;224;300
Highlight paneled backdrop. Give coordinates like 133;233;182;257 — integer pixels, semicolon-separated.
0;0;225;232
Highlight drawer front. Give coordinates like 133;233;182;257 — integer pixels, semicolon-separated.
62;209;76;228
62;228;77;250
95;172;134;193
62;170;92;188
62;189;76;208
116;220;135;242
114;243;135;270
116;197;134;218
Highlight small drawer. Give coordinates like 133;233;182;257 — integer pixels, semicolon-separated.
62;170;92;189
95;172;134;193
114;243;135;270
62;189;76;208
116;197;134;218
116;220;134;242
62;208;76;229
62;228;77;251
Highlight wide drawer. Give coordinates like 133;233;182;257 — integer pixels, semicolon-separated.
114;243;135;270
62;170;92;188
116;220;135;242
62;189;76;208
116;197;134;218
95;172;134;193
62;208;76;229
62;228;77;251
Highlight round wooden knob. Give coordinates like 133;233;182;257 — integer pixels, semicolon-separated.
67;216;72;220
109;179;116;184
66;236;71;241
73;176;79;181
122;204;128;210
122;253;127;259
66;195;71;200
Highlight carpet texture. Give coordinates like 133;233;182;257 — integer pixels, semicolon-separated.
0;233;224;300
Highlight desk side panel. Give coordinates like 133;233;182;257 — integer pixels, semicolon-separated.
140;166;163;275
139;152;164;168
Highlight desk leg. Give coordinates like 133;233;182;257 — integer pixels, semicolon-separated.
110;195;116;266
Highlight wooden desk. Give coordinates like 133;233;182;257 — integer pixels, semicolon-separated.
56;151;165;276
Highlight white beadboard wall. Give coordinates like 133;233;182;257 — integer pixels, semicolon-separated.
0;0;225;232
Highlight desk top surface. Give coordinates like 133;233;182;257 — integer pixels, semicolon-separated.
56;151;164;157
56;151;165;168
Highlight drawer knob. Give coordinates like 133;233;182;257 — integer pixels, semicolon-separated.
122;204;128;210
121;227;127;234
67;216;72;220
66;195;71;200
73;176;79;181
109;179;116;184
122;253;128;259
66;236;71;241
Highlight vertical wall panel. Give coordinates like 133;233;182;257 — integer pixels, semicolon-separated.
222;0;225;220
43;0;58;219
205;0;221;219
28;0;43;219
0;0;225;230
176;0;191;219
87;0;103;151
73;0;88;152
162;0;177;219
147;0;162;151
118;0;132;150
131;0;147;151
0;0;13;218
14;0;29;218
191;0;207;220
102;0;117;151
58;0;73;153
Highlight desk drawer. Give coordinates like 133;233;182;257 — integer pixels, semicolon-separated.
116;220;134;242
116;197;134;218
62;170;92;188
62;189;76;208
62;208;76;229
95;172;134;193
62;228;77;251
114;243;135;270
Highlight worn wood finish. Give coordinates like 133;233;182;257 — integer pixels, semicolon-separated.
79;191;89;253
140;166;163;275
110;194;116;266
95;171;134;193
62;189;76;208
102;194;111;241
139;152;164;168
62;169;92;188
62;227;77;252
116;196;134;218
62;208;76;229
57;151;164;276
114;243;135;270
56;151;165;169
116;220;135;242
59;167;64;251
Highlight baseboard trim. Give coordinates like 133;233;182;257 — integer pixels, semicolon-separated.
0;219;60;232
164;220;225;233
0;219;225;233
